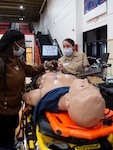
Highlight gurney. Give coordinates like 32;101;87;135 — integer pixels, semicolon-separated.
33;107;113;150
20;102;113;150
21;62;113;150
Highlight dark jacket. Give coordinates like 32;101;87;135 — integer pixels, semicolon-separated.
0;56;45;115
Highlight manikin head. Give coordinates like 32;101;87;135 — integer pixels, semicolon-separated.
66;78;105;128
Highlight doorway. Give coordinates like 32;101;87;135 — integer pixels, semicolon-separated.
83;25;107;65
26;47;33;65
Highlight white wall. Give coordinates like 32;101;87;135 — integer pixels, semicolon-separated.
38;0;112;50
32;22;39;34
76;0;83;51
38;0;108;51
38;0;113;76
83;2;107;31
39;0;78;51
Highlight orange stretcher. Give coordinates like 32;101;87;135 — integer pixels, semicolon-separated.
34;108;113;150
45;108;113;140
21;105;113;150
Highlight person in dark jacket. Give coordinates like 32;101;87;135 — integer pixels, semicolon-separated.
0;29;53;149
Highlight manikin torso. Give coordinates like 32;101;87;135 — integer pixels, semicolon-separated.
23;71;105;128
35;71;76;110
36;71;76;89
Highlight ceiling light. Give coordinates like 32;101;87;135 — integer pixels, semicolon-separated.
19;17;24;21
20;5;24;9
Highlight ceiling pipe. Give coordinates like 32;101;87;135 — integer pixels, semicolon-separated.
39;0;47;14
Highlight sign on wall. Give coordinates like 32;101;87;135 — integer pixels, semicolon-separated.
84;0;107;14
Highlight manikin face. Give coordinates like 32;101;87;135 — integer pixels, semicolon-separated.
66;79;105;128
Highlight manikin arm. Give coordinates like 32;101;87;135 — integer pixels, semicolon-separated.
22;89;41;106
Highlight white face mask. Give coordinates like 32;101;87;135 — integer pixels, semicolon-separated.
63;47;73;57
13;41;25;57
